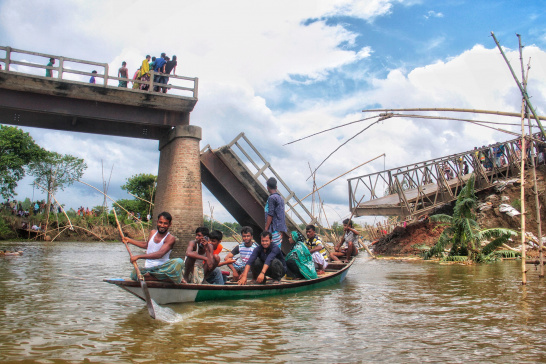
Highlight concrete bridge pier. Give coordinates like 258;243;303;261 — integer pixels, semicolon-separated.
154;125;202;258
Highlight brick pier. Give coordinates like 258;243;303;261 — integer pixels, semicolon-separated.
153;125;202;258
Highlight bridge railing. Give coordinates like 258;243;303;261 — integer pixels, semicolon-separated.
0;46;198;99
348;133;545;218
225;132;327;234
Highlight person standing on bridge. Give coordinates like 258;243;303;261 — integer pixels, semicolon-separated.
89;70;97;84
118;61;128;87
264;177;288;250
162;55;177;93
153;53;167;92
45;58;55;77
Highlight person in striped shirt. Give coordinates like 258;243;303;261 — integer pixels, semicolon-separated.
221;226;258;281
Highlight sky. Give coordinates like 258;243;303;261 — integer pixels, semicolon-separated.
1;0;546;227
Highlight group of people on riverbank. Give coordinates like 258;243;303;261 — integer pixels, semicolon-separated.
123;177;359;285
2;199;52;217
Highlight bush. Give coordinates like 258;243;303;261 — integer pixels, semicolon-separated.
511;199;522;212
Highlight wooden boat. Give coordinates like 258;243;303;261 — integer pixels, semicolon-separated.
104;258;355;305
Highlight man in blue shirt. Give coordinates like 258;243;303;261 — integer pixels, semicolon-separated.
264;177;288;251
238;231;286;285
153;53;167;91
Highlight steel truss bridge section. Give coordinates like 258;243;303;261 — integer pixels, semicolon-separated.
348;133;544;219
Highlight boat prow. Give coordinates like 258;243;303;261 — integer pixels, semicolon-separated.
105;258;355;305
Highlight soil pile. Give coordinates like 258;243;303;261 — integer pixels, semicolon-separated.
372;166;546;257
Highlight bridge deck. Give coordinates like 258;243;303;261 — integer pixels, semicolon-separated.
355;166;508;216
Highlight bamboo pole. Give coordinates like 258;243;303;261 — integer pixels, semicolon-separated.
491;31;546;139
283;114;381;146
519;93;528;285
518;37;544;277
127;191;154;205
361;107;546;121
286;153;385;214
390;114;521;137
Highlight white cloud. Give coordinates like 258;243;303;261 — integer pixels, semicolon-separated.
424;10;444;19
3;1;546;227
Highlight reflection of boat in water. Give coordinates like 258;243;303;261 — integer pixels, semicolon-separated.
105;258;354;305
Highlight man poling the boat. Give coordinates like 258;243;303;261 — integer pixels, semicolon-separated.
122;211;186;284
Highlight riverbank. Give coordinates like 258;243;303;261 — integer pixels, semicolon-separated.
372;167;546;258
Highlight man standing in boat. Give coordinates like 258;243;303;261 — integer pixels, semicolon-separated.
264;177;288;251
122;211;185;283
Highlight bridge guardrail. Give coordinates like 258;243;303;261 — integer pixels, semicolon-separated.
0;46;198;99
348;133;546;219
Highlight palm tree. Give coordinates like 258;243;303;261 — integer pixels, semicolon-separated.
424;174;516;262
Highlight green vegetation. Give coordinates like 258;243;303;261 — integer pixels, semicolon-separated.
203;215;241;240
424;174;516;262
28;151;87;213
511;199;521;212
0;125;45;199
117;173;156;218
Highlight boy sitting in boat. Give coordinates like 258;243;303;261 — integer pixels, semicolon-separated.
329;218;359;263
305;225;329;274
183;227;224;285
286;231;317;280
238;231;287;285
123;211;185;284
221;226;258;281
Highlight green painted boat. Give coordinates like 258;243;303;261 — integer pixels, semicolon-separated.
104;258;354;305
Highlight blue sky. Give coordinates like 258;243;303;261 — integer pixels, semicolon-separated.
1;0;546;225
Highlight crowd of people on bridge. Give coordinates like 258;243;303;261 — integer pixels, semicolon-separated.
439;137;546;181
123;178;359;286
44;53;178;93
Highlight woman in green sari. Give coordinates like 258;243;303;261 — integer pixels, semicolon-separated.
286;231;318;280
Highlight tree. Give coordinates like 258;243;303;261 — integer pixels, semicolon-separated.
28;151;87;213
424;174;516;262
0;125;45;199
120;173;157;217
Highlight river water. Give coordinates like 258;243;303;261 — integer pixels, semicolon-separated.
1;241;546;363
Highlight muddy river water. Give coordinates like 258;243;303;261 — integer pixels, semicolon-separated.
1;241;546;363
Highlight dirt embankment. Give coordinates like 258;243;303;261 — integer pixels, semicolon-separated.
372;166;546;257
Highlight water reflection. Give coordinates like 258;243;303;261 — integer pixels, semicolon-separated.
1;242;546;363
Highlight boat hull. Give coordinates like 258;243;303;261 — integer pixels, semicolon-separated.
105;260;353;304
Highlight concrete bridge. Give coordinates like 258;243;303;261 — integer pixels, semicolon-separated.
0;46;202;256
0;47;322;257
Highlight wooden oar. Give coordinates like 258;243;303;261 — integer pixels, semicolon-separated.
112;208;156;319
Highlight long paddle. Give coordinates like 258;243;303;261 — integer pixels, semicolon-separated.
113;208;156;319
